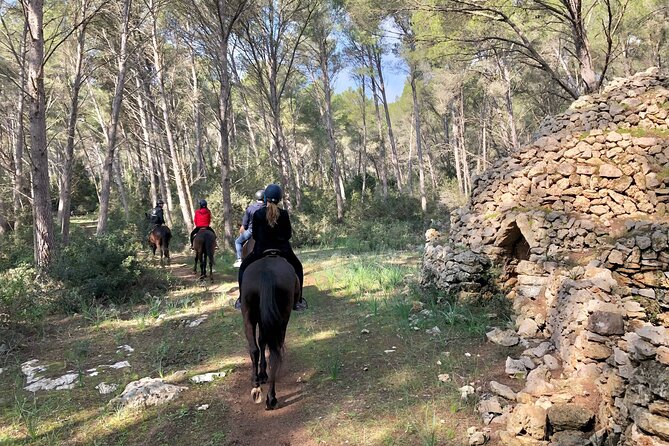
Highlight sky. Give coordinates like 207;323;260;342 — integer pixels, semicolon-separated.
332;51;408;102
332;19;409;103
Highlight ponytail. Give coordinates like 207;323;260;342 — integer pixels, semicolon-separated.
266;202;280;227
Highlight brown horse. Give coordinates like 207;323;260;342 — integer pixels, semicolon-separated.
241;253;299;410
193;228;216;281
148;225;171;265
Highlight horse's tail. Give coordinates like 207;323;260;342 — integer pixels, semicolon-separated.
259;269;284;358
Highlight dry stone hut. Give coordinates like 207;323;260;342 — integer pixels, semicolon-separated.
422;68;669;445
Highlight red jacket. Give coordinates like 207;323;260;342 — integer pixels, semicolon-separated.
194;208;211;227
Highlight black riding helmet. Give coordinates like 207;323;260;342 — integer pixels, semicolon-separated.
255;189;264;201
264;184;282;204
199;199;207;208
156;199;164;206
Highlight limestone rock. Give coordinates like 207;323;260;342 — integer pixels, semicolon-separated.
506;357;528;377
507;403;548;440
547;404;595;432
486;328;520;347
587;311;624;335
490;381;518;401
518;318;541;338
469;431;489;446
109;377;187;409
548;430;589;446
635;409;669;441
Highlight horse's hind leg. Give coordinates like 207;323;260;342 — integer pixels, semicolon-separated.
265;344;282;410
243;309;262;403
209;254;214;282
257;332;268;384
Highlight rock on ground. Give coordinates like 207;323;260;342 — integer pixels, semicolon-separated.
109;377;187;409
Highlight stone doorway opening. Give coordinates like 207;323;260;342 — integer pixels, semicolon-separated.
496;220;531;280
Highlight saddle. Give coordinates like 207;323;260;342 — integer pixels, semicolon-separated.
262;249;282;257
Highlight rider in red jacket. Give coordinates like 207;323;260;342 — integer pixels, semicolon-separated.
190;199;216;248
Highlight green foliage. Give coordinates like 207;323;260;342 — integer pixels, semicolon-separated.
50;229;171;312
0;265;46;325
293;188;426;252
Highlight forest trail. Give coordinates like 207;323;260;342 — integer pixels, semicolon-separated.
0;248;508;445
167;252;317;446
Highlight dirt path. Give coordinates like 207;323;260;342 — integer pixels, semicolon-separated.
170;253;319;446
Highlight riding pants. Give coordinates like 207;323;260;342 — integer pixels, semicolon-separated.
234;229;252;259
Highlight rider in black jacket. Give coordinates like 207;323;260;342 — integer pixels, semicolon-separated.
149;200;165;226
234;184;307;311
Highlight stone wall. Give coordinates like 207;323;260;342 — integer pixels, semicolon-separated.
422;68;669;445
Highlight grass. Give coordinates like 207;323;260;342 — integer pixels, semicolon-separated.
0;248;513;445
618;127;669;138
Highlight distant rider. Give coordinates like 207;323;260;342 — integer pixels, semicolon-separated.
233;189;265;267
149;200;165;227
190;199;216;249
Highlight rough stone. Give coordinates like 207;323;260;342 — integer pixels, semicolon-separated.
547;404;595;432
109;378;187;409
507;403;548;440
487;328;520;347
650;401;669;418
490;381;518;401
635;409;669;441
506;357;528;377
518;318;541;338
587;311;624;335
549;430;589;446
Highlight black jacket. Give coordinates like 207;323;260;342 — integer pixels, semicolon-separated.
251;207;292;252
149;206;165;225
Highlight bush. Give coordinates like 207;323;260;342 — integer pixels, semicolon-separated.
0;266;47;325
51;230;146;306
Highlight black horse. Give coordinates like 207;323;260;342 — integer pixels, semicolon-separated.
241;253;299;410
193;228;216;281
148;225;171;265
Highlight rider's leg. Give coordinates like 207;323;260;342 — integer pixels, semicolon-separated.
190;227;199;247
235;252;260;309
282;249;306;310
234;230;251;260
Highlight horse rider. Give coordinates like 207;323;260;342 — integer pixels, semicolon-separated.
149;199;165;227
233;189;265;267
234;184;307;312
190;199;216;249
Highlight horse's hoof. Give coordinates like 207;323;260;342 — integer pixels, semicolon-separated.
265;395;278;410
251;386;263;404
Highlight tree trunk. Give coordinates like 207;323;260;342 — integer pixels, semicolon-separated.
450;107;464;196
190;47;205;180
368;62;388;198
96;0;131;236
150;0;192;232
12;23;28;232
458;89;470;196
25;0;55;269
135;74;158;206
371;46;402;191
500;58;518;150
319;36;344;222
360;76;368;202
59;7;87;245
410;65;426;212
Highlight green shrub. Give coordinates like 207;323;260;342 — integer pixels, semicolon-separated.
51;231;145;306
0;266;46;325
